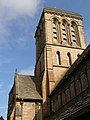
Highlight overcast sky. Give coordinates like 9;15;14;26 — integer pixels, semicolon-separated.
0;0;90;119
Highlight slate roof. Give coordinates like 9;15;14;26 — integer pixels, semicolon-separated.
15;74;42;100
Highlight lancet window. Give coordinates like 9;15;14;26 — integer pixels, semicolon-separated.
56;51;61;65
67;52;72;66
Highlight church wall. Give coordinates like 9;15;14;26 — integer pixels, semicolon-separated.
52;45;84;83
9;108;15;120
35;50;45;77
52;46;84;65
35;8;86;118
7;85;16;120
15;102;22;120
44;11;86;49
43;10;86;96
15;101;42;120
22;102;35;120
35;16;45;62
48;46;90;120
78;24;86;48
53;67;69;84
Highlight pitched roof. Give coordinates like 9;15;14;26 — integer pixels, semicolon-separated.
15;74;42;100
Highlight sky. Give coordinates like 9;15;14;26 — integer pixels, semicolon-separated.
0;0;90;119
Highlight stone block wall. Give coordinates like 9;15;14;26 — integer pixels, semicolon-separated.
15;101;42;120
49;45;90;120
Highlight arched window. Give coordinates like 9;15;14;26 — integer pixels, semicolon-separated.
56;51;61;65
71;21;81;47
67;52;72;66
52;18;59;42
61;20;69;44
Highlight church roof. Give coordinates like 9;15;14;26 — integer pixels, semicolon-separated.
15;74;42;100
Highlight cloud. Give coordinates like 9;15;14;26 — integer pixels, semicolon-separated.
19;67;34;75
0;0;43;48
0;0;41;18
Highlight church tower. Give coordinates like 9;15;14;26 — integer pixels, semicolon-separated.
34;8;86;117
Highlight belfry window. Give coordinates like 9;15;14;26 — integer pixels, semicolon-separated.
52;18;59;42
67;52;72;66
71;24;76;45
56;51;61;65
71;21;81;47
61;20;69;44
